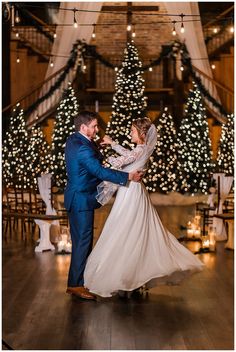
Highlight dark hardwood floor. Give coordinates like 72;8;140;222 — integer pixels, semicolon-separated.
2;205;234;350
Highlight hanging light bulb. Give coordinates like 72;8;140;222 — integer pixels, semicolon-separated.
15;31;19;38
73;9;78;28
50;57;54;67
127;24;132;31
132;24;136;37
172;21;176;36
92;24;96;38
53;32;57;38
15;9;20;23
211;64;216;70
16;54;20;63
180;13;185;33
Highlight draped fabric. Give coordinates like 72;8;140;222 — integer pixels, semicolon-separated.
46;2;103;76
164;2;212;76
37;173;59;225
163;2;218;102
212;173;234;241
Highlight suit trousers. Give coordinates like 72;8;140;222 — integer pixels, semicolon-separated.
67;209;94;287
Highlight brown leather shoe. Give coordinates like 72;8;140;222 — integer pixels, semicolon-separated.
66;286;96;300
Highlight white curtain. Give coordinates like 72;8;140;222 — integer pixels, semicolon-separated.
46;2;103;76
163;2;217;99
212;173;234;241
37;173;60;225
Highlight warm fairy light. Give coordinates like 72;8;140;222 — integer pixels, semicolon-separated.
92;24;96;38
172;21;176;36
73;9;78;28
211;64;216;70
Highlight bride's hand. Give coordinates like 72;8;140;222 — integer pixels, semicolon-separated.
100;135;114;145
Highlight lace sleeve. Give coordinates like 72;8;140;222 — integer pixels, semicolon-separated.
108;146;144;169
112;143;131;156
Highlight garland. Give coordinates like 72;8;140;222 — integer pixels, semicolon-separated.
23;39;229;121
180;43;229;117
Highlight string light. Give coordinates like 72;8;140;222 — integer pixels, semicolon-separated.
211;64;216;70
132;24;136;38
180;13;185;33
149;66;153;72
180;65;184;71
114;67;118;72
83;64;86;71
15;31;19;38
16;52;20;63
73;9;78;28
50;57;54;67
230;25;234;33
92;24;96;38
172;21;177;36
127;24;132;31
15;9;21;23
53;32;57;38
213;27;218;33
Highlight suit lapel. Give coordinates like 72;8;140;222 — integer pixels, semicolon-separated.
76;132;104;161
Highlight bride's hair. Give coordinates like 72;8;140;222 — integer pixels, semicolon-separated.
132;118;152;138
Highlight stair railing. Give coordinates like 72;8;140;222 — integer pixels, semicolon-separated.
191;65;234;122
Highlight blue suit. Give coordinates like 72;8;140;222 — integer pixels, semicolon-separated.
64;132;128;287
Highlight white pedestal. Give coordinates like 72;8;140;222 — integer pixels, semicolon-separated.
34;219;55;252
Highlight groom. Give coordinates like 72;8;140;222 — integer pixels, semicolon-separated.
64;111;142;300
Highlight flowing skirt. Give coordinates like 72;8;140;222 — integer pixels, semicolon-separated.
84;182;204;297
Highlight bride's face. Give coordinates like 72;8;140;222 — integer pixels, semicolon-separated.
131;125;143;144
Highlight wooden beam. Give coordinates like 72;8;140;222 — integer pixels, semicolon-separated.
102;6;159;12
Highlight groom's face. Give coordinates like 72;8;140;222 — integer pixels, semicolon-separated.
83;119;99;140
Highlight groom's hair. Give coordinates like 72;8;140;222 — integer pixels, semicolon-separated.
74;111;99;131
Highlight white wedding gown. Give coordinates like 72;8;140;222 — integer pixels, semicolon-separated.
84;142;204;298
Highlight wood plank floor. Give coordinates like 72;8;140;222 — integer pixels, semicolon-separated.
2;205;234;350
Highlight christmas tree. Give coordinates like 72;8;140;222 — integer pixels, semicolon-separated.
50;82;79;189
105;41;147;155
27;124;52;189
143;107;179;193
217;113;234;175
2;105;30;189
177;82;213;194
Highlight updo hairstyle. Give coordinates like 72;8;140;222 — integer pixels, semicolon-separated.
132;117;152;141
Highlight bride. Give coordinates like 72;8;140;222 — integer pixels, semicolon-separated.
84;118;204;298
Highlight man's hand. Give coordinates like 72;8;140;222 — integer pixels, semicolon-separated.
128;170;143;182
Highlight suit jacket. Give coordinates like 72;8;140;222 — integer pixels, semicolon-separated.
64;132;128;212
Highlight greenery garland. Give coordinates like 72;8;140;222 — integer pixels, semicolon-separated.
180;43;228;117
24;38;228;121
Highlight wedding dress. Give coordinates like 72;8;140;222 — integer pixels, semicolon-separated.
84;125;204;297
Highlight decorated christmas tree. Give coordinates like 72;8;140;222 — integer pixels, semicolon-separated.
50;82;79;189
27;124;52;189
105;41;147;155
217;113;234;175
177;82;213;194
143;107;179;193
2;105;30;189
